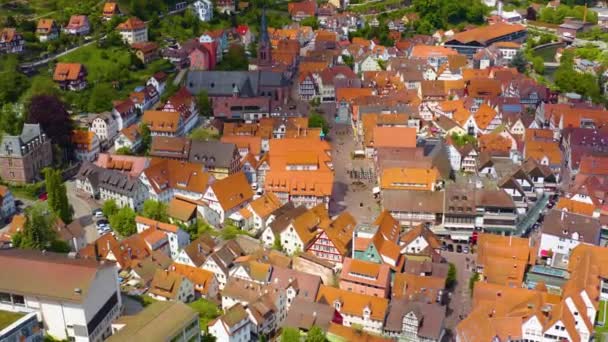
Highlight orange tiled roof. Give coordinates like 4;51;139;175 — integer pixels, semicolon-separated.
476;233;534;287
220;135;262;156
103;2;118;15
37;19;55;31
380;167;439;191
249;192;282;219
340;257;390;288
170;263;215;295
168;197;197;222
448;22;526;45
479;133;512;154
410;45;458;59
525;140;561;165
371;126;416;148
71;130;95;151
210;172;253;211
317;211;356;255
555;198;596;217
142;111;180;134
316;285;388;321
392;273;445;302
143;159;212;195
117;17;146;30
53;63;84;81
473;103;497;130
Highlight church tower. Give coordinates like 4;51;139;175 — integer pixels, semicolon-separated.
257;8;272;66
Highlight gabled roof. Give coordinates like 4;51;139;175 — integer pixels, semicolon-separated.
316;285;388;321
446;23;525;45
118;17;146;30
210;172;253;211
53;63;85;81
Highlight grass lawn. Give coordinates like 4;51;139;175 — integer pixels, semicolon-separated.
189;298;220;332
0;310;25;330
54;43;172;111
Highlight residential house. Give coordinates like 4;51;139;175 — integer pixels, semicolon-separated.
117;17;148;45
392;271;446;304
208;303;253;342
202;172;254;226
384;299;446;342
87;112;119;145
114;123;141;153
0;249;121;341
102;2;120;20
264;138;334;209
279;204;329;255
76;162;148;210
538;209;601;264
188;140;242;179
36;19;59;42
288;0;317;21
244;193;284;234
112;98;138;131
108;302;199;342
0;124;53;183
148;269;194;302
53;63;87;91
174;233;217;268
382;189;445;228
71;130;100;162
444;22;527;56
132;42;159;64
202;240;245;289
193;0;213;22
315;285;388;334
149;136;191;160
168;197;198;226
136;216;190;260
140;159;212;203
161;87;199;136
64;15;90;35
475;233;534;287
147;71;168;96
129;85;160;112
141;110;182;137
306;211;356;264
339;257;391;298
0;28;25;54
380;167;442;192
352;211;403;268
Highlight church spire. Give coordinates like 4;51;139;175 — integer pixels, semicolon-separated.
260;7;269;44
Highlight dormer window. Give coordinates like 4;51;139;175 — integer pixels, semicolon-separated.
334;299;341;310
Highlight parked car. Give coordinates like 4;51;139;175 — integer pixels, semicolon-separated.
93;210;105;219
456;245;463;253
38;192;48;201
463;246;470;254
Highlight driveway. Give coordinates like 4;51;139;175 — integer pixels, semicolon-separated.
66;180;100;243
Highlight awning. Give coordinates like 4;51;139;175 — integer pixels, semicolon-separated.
450;234;470;241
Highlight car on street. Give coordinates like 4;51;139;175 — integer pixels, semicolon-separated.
93;209;105;219
456;245;463;253
463;246;470;254
447;244;454;252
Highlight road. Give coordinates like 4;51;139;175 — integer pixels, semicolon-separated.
66;180;100;243
20;38;101;69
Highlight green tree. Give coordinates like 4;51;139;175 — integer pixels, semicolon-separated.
0;55;30;104
272;235;283;251
88;83;117;112
341;55;354;69
446;263;457;288
102;200;120;218
189;298;221;332
469;272;480;296
116;147;133;155
300;16;319;30
280;327;301;342
305;326;326;342
197;90;212;117
13;203;57;250
139;122;152;154
308;113;329;135
109;206;137;236
142;199;169;222
44;168;72;223
49;239;72;253
532;56;545;75
510;50;527;73
0;104;24;136
216;44;249;71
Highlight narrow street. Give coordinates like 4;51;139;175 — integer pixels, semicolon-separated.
66;180;100;243
442;251;475;331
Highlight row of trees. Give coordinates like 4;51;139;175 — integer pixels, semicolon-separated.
554;49;603;103
538;5;598;24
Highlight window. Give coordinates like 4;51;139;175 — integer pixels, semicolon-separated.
0;292;10;302
12;294;25;305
